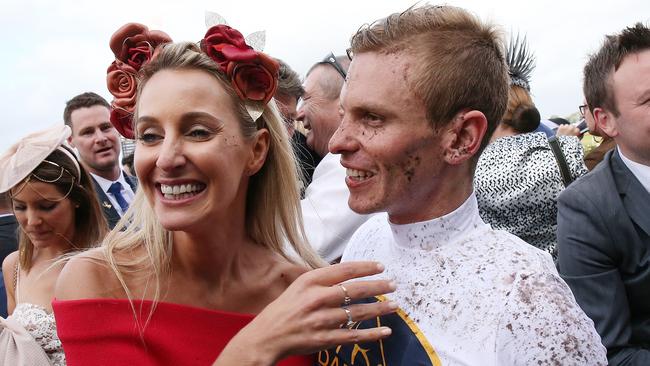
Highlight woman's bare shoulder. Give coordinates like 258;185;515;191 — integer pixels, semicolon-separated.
55;247;119;300
1;250;18;274
2;251;18;298
271;255;312;287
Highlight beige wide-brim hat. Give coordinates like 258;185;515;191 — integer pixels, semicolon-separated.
0;124;72;193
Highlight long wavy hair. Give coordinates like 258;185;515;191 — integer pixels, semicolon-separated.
103;42;325;308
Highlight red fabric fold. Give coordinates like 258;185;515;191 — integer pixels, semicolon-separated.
53;298;312;366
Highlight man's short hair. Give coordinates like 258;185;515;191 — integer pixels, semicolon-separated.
583;23;650;117
307;55;351;100
349;5;508;150
0;192;11;211
63;92;110;126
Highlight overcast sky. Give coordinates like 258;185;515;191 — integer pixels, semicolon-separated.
0;0;647;152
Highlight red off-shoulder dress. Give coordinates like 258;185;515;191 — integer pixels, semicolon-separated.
52;299;314;366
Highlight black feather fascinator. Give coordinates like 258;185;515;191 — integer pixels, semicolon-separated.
506;34;535;91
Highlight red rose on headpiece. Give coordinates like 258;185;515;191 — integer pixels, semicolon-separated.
110;108;135;139
201;25;257;71
110;23;172;70
227;53;279;104
201;25;279;106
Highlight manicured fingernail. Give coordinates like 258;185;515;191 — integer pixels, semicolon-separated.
376;262;385;271
387;301;399;310
380;327;392;336
388;281;397;291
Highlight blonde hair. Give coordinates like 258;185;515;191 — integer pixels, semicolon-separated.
350;5;509;152
103;42;325;308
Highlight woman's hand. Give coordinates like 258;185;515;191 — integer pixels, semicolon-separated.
556;124;581;137
213;261;397;365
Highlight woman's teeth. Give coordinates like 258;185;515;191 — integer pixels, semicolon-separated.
160;183;204;199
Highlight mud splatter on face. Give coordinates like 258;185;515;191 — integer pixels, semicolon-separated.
402;63;410;84
224;134;241;147
399;153;422;182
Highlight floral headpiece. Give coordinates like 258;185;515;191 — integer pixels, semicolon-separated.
106;13;280;139
107;23;172;139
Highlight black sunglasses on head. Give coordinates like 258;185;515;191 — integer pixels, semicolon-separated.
319;52;347;79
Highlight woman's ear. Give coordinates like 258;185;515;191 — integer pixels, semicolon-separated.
246;128;270;176
443;110;488;165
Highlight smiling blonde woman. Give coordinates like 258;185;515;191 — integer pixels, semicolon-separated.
52;22;396;366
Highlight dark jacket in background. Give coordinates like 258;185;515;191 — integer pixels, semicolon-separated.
557;149;650;365
92;172;138;230
585;137;616;171
292;132;322;198
0;214;19;318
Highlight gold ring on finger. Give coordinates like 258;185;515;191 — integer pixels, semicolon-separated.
341;307;355;329
338;283;352;307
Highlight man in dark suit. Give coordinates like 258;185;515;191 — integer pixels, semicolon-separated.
557;23;650;365
0;192;18;317
64;92;137;229
89;172;137;230
274;59;322;195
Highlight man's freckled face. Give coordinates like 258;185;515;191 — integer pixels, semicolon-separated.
329;51;445;221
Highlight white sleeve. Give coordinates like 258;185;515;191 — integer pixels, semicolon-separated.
495;271;608;365
301;154;373;262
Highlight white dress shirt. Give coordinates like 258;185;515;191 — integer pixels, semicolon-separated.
300;153;375;262
90;171;135;216
618;147;650;194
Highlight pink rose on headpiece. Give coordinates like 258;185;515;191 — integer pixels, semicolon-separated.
107;23;172;138
201;25;257;71
106;60;137;139
227;53;279;105
107;60;137;112
110;23;172;70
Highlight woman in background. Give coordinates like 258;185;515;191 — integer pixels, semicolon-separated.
475;36;587;259
0;125;107;365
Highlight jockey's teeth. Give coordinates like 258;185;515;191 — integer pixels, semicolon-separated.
346;168;374;180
